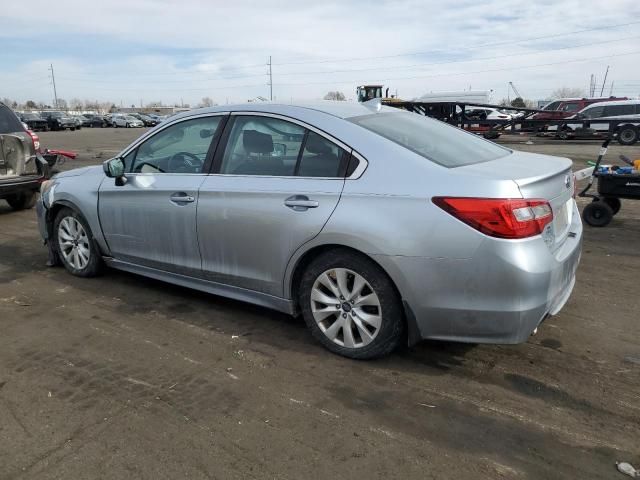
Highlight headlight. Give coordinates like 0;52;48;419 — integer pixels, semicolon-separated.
40;179;51;194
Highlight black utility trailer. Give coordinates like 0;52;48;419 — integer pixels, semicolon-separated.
579;138;640;227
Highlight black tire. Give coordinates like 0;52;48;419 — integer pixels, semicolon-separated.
603;197;621;215
53;207;103;277
6;191;37;210
299;249;404;359
583;200;614;227
557;128;571;140
618;125;638;146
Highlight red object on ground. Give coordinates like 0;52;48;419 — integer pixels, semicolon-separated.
45;149;77;159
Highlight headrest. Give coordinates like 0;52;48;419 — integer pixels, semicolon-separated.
243;129;273;154
305;134;332;155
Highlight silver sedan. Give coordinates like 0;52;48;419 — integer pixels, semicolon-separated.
37;102;582;359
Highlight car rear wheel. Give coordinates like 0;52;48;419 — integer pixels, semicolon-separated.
53;208;103;277
299;250;404;359
583;200;613;227
618;125;638;146
6;191;37;211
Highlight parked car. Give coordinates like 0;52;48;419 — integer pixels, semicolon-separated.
82;114;108;128
1;102;49;210
532;96;628;122
41;111;77;131
37;103;581;359
19;112;48;131
113;115;144;128
70;115;83;130
465;107;512;121
569;100;640;145
135;113;159;127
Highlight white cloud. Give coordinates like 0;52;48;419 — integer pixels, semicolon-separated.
1;0;639;105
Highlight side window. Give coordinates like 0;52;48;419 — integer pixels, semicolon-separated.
604;104;634;116
130;116;222;174
220;116;305;176
562;103;580;112
583;106;604;119
297;132;349;177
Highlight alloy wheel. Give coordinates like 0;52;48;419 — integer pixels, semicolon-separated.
58;216;91;270
310;268;382;348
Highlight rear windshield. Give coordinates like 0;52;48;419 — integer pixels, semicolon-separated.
0;105;25;134
348;111;510;167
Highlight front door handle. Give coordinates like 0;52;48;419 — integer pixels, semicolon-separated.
284;195;319;211
170;192;195;204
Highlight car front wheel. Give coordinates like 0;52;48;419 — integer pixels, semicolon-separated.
53;208;103;277
299;250;404;359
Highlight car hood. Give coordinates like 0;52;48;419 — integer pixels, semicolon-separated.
53;165;103;179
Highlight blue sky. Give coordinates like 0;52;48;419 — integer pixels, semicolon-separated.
1;0;640;106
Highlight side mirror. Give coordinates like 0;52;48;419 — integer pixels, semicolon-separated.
103;157;126;185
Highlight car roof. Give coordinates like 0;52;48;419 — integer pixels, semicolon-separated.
168;101;400;123
580;99;640;109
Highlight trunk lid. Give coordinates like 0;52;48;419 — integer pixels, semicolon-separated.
459;151;575;248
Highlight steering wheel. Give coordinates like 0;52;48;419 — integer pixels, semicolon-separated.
167;152;203;173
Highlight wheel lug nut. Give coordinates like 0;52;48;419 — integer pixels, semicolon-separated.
342;313;347;318
340;296;344;300
336;304;341;309
350;300;354;304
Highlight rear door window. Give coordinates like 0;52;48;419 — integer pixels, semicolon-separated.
219;116;351;177
297;132;349;177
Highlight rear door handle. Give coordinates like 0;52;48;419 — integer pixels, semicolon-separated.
284;195;319;211
170;192;195;204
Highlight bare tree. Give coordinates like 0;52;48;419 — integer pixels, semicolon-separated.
199;97;215;107
323;91;346;101
69;98;84;111
549;87;586;99
56;98;68;109
25;100;38;110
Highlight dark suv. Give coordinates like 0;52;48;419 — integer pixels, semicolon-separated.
41;111;76;131
0;103;49;210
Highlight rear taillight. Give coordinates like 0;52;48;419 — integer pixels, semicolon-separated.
433;197;553;239
27;130;40;151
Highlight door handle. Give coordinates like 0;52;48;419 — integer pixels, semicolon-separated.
284;195;319;211
170;192;195;204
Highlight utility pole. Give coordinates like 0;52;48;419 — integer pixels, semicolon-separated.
609;81;614;96
267;56;273;101
49;64;59;109
600;65;609;97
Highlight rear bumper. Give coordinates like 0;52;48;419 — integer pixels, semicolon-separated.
0;176;42;198
375;201;583;344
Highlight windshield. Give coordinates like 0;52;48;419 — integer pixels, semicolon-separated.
348;111;510;167
125;116;137;121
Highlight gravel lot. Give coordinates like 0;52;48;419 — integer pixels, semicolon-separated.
1;127;639;479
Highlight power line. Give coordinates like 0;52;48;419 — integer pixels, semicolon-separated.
272;20;640;66
42;50;640;94
273;50;640;87
52;34;640;87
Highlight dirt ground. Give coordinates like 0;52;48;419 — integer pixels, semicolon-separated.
0;127;639;479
